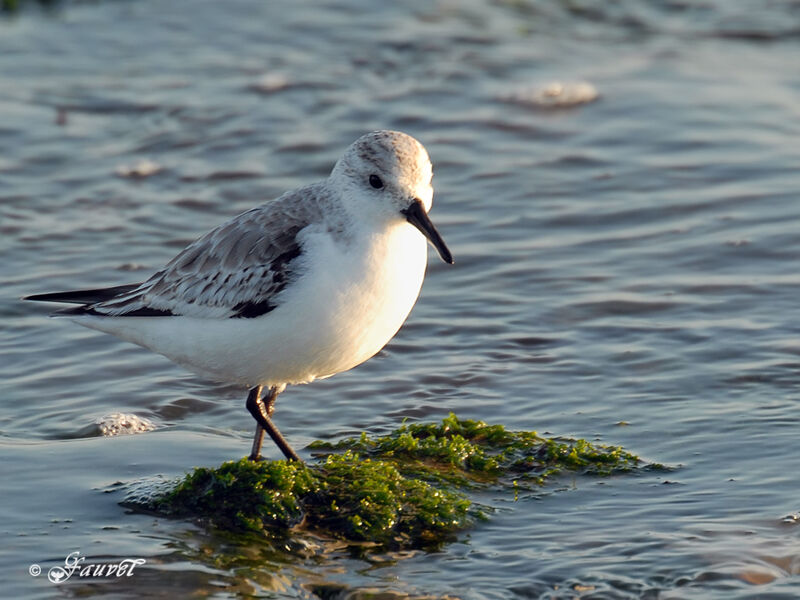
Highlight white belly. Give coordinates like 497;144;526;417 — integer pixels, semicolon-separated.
73;223;429;388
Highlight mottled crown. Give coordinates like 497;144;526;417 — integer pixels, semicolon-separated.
331;130;432;196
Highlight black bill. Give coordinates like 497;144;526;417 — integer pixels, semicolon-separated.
401;199;454;265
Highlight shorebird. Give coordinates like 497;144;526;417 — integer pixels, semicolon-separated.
26;130;453;462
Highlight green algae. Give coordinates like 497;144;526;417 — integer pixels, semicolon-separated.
154;450;471;548
148;413;652;549
310;412;643;484
156;459;314;533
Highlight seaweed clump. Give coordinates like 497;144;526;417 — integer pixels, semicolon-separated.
312;412;642;486
147;414;646;549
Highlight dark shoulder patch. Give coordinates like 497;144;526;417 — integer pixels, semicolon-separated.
231;244;303;319
232;299;276;319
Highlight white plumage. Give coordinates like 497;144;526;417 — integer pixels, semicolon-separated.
27;130;453;461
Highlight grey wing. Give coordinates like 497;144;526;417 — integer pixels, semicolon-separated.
87;191;320;319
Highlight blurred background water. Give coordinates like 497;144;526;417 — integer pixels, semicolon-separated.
2;0;800;598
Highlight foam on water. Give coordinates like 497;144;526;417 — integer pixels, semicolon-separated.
95;413;157;437
502;81;600;109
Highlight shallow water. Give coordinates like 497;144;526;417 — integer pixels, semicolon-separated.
2;1;800;598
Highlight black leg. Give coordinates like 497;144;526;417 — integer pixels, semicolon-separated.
248;385;277;460
245;385;301;462
247;385;265;460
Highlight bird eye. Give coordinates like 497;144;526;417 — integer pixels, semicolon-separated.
369;174;384;189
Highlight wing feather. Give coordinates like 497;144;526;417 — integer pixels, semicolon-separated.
84;184;328;318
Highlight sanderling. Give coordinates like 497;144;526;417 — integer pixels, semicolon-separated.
26;130;453;462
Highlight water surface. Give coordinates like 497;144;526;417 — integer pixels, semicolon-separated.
2;1;800;598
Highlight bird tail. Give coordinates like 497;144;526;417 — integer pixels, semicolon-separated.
24;284;142;315
24;284;141;305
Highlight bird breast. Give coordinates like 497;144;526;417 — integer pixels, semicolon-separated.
277;219;429;382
